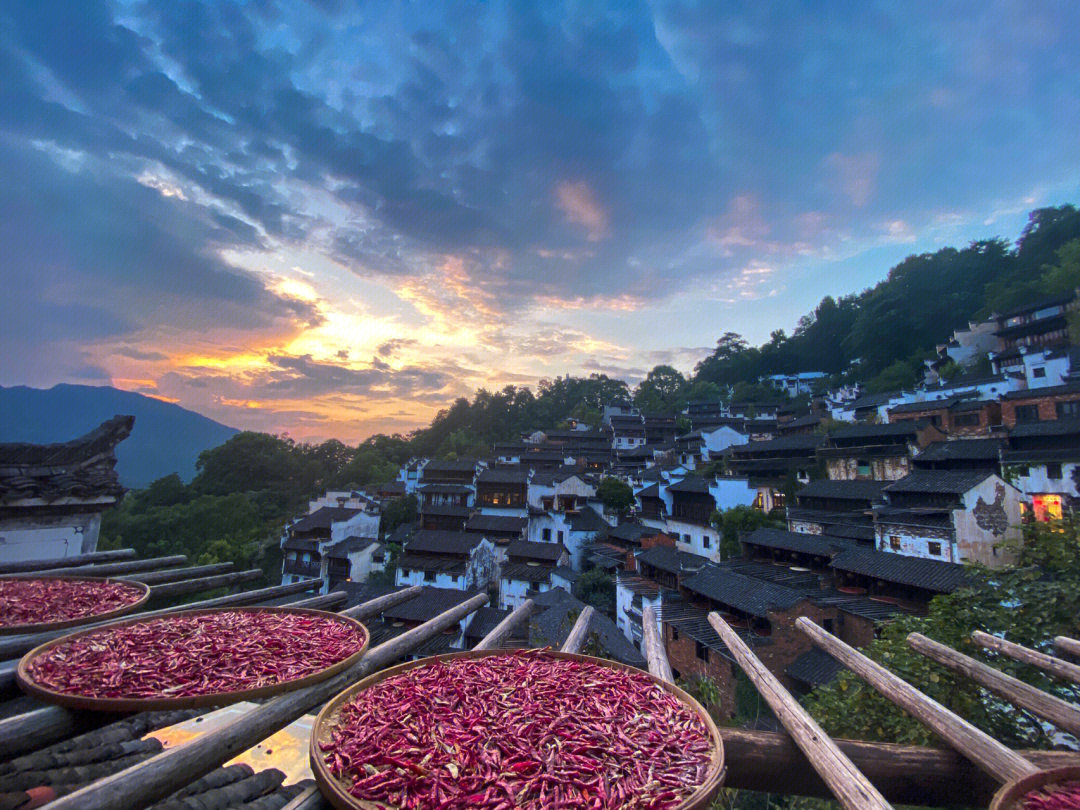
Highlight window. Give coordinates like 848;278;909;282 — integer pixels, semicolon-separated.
557;531;564;542
856;459;871;477
954;413;980;427
424;570;436;583
703;535;711;549
1057;400;1080;418
1047;463;1063;480
400;569;410;578
695;640;709;662
1033;367;1047;378
683;534;691;544
1015;404;1040;423
889;536;902;551
542;528;551;541
671;627;679;641
928;541;942;556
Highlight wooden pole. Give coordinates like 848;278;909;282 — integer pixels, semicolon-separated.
279;784;330;809
796;617;1038;784
474;599;534;650
23;555;188;577
148;569;262;600
0;548;136;575
44;593;489;810
339;585;422;621
118;563;233;585
910;633;1080;737
1055;636;1080;661
972;631;1080;686
642;605;674;684
710;612;892;810
560;606;595;653
0;579;321;662
286;591;347;610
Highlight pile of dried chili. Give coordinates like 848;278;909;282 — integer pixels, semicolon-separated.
25;609;366;699
1022;782;1080;810
321;651;714;809
0;578;145;629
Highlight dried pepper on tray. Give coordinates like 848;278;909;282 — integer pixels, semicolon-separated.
321;651;714;810
25;610;366;699
1022;782;1080;810
0;578;145;628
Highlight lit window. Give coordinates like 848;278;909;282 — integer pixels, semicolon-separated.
1033;494;1064;522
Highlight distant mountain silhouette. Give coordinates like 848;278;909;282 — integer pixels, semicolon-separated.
0;385;238;488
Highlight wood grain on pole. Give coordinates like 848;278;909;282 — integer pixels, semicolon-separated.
474;599;534;650
642;605;674;684
118;563;233;586
560;605;595;653
1055;636;1080;661
797;617;1038;784
339;585;423;621
148;569;262;599
23;555;188;577
972;631;1080;686
44;592;488;810
0;705;88;759
0;579;321;661
0;548;136;575
910;633;1080;737
719;728;1080;806
710;612;892;810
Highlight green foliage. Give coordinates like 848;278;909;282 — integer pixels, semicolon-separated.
804;518;1080;747
864;359;918;394
576;567;616;617
633;365;689;414
711;506;783;559
380;495;418;539
596;477;635;513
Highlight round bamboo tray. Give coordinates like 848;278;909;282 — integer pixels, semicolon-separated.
310;649;726;810
990;765;1080;810
16;606;369;711
0;575;150;636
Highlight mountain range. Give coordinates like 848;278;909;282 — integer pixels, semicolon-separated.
0;384;238;488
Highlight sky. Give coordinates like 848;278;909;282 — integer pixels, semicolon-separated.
3;1;1080;442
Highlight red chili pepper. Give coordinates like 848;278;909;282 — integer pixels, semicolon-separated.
0;579;144;628
1023;782;1080;810
25;610;366;699
322;651;713;809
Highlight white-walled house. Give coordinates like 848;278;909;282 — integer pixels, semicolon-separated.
281;503;382;588
395;530;498;591
498;540;570;610
615;572;663;650
527;472;596;511
527;505;610;569
1000;418;1080;521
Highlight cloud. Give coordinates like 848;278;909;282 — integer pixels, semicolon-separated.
554;180;610;241
825;152;880;208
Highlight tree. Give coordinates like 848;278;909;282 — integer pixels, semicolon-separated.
634;365;688;414
379;495;418;539
596;477;635;514
711;506;783;559
576;567;616;616
804;518;1080;748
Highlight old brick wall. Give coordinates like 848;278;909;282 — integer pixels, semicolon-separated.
664;624;737;718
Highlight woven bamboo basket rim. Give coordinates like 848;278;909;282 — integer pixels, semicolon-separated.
16;605;369;711
310;648;726;810
0;575;151;636
990;765;1080;810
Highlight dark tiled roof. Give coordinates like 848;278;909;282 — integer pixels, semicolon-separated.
324;536;379;557
607;522;657;543
729;434;824;454
741;528;854;557
340;581;402;609
291;505;362;532
528;588;645;666
396;553;467;575
1008;416;1080;438
667;475;713;494
382;586;483;622
568;506;609;533
405;529;483;556
915;439;1003;463
884;470;993;495
506;539;566;562
886;398;961;415
422;458;478;473
828;421;921;439
830;547;972;592
464;607;513;639
552;565;580;583
466;513;527;534
636;483;662;498
681;565;806;617
501;561;555;583
417;483;472;494
996;291;1075;319
847;391;901;410
419;503;472;517
796;479;889;501
1003;381;1080;400
822;523;876;542
636;545;709;576
787;648;845;687
476;468;530;484
0;415;133;503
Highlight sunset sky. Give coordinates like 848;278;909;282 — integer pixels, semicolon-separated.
3;1;1080;442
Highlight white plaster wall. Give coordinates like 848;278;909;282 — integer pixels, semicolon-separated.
0;512;102;563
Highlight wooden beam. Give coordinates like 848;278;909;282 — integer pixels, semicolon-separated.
0;549;136;575
719;728;1080;806
44;593;489;810
474;599;534;650
910;633;1080;737
339;585;422;621
1055;636;1080;661
23;555;187;577
711;612;892;810
285;591;347;610
973;631;1080;686
797;617;1038;784
560;606;595;653
147;569;262;600
117;563;233;586
642;605;673;684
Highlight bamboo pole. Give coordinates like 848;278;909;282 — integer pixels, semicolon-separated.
972;631;1080;686
910;633;1080;737
285;591;347;610
23;555;188;577
0;549;136;575
560;605;595;653
642;605;674;684
474;599;534;650
147;569;262;600
796;617;1038;784
1055;636;1080;661
44;593;489;810
339;585;422;621
117;563;233;586
711;612;892;810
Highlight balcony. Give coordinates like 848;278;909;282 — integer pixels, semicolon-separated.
282;559;322;577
